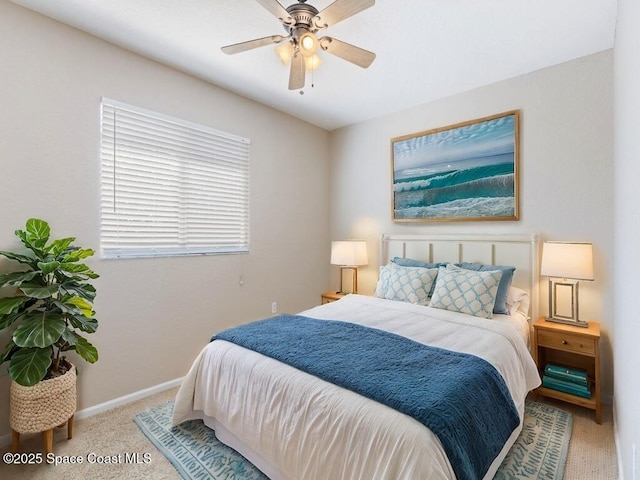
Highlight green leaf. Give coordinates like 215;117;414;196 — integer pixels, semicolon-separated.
0;309;25;330
37;260;60;276
75;337;98;364
8;347;52;386
65;296;94;317
46;237;75;256
0;339;18;363
61;283;97;302
59;328;78;347
0;296;28;316
25;218;50;248
62;248;95;263
19;284;59;299
15;229;34;251
13;312;66;348
59;263;99;279
0;271;38;287
0;249;38;266
68;315;98;334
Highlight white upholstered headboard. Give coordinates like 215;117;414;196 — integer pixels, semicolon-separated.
380;233;539;321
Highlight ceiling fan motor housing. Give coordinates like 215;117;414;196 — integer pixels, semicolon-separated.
284;1;319;32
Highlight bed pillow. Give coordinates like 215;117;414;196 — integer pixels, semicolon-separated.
392;257;446;295
375;263;438;305
374;263;393;298
506;286;530;317
455;262;516;315
391;257;446;269
429;264;503;319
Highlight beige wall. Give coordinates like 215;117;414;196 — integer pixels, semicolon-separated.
328;51;615;401
614;0;640;478
0;1;330;437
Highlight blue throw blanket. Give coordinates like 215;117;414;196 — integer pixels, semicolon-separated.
214;315;520;480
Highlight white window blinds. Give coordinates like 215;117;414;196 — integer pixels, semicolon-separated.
100;98;250;259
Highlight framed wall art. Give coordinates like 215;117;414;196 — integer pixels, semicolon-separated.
391;110;520;222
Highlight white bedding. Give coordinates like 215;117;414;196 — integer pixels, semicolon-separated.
173;294;541;480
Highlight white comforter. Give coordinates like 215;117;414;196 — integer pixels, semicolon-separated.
173;294;541;480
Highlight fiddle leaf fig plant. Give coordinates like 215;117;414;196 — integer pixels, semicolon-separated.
0;218;99;386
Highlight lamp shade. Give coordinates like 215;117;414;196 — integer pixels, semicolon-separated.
330;241;368;266
540;241;594;280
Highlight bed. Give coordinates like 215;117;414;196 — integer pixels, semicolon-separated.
172;233;542;480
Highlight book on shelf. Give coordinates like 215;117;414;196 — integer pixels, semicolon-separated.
542;375;591;398
544;363;589;386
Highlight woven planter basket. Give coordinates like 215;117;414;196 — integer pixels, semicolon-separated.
10;365;76;434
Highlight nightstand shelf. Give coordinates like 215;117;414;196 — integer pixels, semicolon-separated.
533;318;601;423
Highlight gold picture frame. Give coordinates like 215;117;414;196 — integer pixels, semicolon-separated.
391;110;520;222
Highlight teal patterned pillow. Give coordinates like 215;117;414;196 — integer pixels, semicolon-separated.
383;263;439;305
374;264;393;298
429;264;503;319
456;262;515;315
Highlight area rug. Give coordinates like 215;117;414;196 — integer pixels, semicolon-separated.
134;399;572;480
494;401;572;480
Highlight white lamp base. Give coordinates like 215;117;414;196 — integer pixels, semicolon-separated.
337;266;358;294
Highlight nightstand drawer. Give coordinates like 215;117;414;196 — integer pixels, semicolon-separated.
321;292;346;304
537;330;596;355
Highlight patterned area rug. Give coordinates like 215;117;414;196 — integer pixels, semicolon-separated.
495;401;572;479
134;399;571;480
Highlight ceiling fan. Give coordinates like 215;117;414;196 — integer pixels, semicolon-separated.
221;0;376;91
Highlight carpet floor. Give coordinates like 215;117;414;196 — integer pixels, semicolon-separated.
0;388;618;479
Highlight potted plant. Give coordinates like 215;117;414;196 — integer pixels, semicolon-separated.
0;218;99;451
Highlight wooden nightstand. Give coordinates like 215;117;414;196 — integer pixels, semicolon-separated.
533;318;601;423
321;291;346;304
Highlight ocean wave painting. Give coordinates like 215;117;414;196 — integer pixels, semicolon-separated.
391;111;519;221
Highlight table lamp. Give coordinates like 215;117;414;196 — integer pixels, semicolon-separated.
540;241;594;327
330;240;368;294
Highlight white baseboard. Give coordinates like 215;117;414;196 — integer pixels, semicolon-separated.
73;377;183;421
0;377;183;448
613;398;625;480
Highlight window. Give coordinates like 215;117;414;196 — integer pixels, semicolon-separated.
100;98;250;259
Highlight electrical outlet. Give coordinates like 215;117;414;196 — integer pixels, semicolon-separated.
271;302;277;314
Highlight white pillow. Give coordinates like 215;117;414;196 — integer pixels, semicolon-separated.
375;262;438;306
506;286;530;317
429;264;503;319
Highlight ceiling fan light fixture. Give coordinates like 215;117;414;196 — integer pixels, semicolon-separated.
275;41;294;64
304;54;321;72
298;30;318;57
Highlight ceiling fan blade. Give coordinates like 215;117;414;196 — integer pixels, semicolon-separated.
318;37;376;68
221;35;286;55
254;0;294;26
288;51;306;90
314;0;375;29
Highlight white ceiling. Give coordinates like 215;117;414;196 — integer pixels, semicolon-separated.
11;0;618;131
